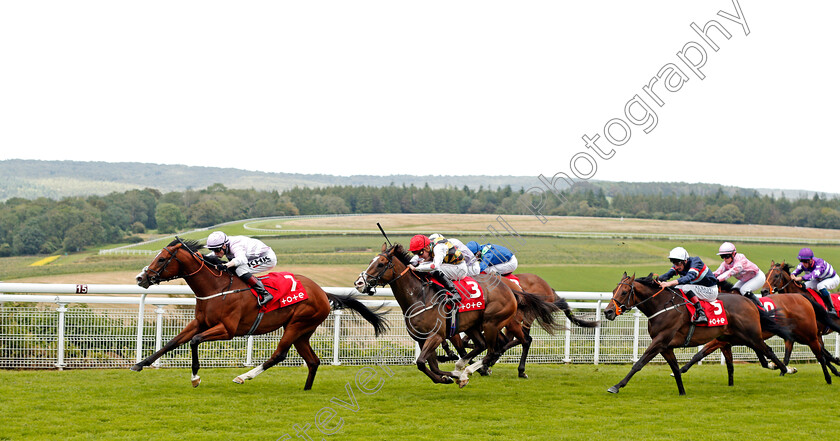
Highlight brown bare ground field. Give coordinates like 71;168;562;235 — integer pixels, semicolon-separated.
274;213;840;239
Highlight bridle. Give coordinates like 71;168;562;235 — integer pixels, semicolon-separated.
609;278;670;316
764;265;798;294
142;238;223;285
358;250;415;294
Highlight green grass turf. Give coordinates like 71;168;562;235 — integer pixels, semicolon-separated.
1;364;839;441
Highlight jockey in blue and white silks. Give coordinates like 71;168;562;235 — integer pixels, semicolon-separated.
657;247;718;324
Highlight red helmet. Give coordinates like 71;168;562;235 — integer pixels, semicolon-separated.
409;234;430;252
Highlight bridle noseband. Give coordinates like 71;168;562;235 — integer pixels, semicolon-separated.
609;279;671;316
764;266;797;294
359;251;415;294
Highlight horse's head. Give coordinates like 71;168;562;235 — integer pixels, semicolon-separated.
355;243;411;295
136;237;205;288
762;260;794;294
604;272;636;321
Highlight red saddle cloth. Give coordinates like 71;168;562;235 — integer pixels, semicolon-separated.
679;291;727;326
254;272;308;313
758;296;777;312
430;276;486;312
503;274;522;289
805;288;840;317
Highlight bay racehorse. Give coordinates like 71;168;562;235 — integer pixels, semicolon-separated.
355;244;564;387
677;279;838;384
133;238;388;390
604;273;792;395
762;261;840;373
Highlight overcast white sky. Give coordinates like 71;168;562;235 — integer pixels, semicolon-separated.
1;1;837;193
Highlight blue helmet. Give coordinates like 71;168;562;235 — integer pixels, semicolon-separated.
466;241;481;255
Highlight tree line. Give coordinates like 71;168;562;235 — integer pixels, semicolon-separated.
1;182;838;256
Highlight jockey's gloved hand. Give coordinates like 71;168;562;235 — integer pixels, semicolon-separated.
212;262;228;271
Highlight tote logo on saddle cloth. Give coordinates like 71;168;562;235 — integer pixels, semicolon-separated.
680;292;728;326
431;277;486;312
255;272;308;313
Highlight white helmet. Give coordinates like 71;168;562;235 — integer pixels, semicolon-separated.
668;246;690;262
429;233;444;242
206;231;229;250
717;242;736;256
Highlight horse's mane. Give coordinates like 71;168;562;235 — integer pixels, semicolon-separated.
634;274;660;288
389;243;414;267
168;238;205;253
780;262;791;273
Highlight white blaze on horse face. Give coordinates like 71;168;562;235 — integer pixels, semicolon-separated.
354;273;368;292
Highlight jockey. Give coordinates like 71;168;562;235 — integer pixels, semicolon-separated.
408;234;472;304
656;246;719;324
206;231;277;308
466;241;518;275
712;242;765;307
791;247;840;314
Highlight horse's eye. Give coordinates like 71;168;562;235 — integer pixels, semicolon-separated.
158;258;165;263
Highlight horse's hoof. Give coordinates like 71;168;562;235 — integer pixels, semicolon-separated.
607;386;619;394
191;376;201;388
458;379;469;388
130;364;143;372
232;376;245;384
787;367;797;375
441;376;453;384
478;367;489;376
518;372;528;379
768;362;778;370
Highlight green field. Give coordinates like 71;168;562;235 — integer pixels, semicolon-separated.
1;364;838;441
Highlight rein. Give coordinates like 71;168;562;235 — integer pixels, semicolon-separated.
143;238;235;300
765;267;797;293
610;280;677;317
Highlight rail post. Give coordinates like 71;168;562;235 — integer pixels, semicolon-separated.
332;310;342;366
152;305;165;368
632;310;641;362
55;302;68;369
593;300;602;365
245;336;255;367
563;316;572;363
135;293;147;364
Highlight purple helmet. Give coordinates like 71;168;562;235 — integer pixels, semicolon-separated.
797;247;814;261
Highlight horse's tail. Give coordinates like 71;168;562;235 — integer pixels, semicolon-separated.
326;293;390;337
547;285;599;329
513;290;563;335
553;297;600;329
757;306;795;341
799;293;840;333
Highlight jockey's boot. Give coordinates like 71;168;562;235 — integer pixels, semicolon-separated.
819;288;835;314
432;271;462;305
691;301;708;324
744;292;763;309
242;273;273;307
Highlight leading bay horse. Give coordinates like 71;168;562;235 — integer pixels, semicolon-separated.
133;238;388;390
604;273;792;395
355;244;564;387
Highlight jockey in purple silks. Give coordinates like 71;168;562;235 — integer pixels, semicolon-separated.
791;247;840;314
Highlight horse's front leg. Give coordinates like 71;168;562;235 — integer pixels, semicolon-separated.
189;322;233;387
608;337;668;394
415;335;453;385
131;319;200;372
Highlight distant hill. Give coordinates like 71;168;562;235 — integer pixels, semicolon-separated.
0;159;831;201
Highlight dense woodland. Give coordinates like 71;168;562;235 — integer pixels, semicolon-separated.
1;182;839;257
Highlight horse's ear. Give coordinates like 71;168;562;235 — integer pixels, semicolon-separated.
623;271;627;278
771;259;776;266
631;272;636;280
380;242;387;252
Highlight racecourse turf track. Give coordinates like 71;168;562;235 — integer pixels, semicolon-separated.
1;364;839;441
